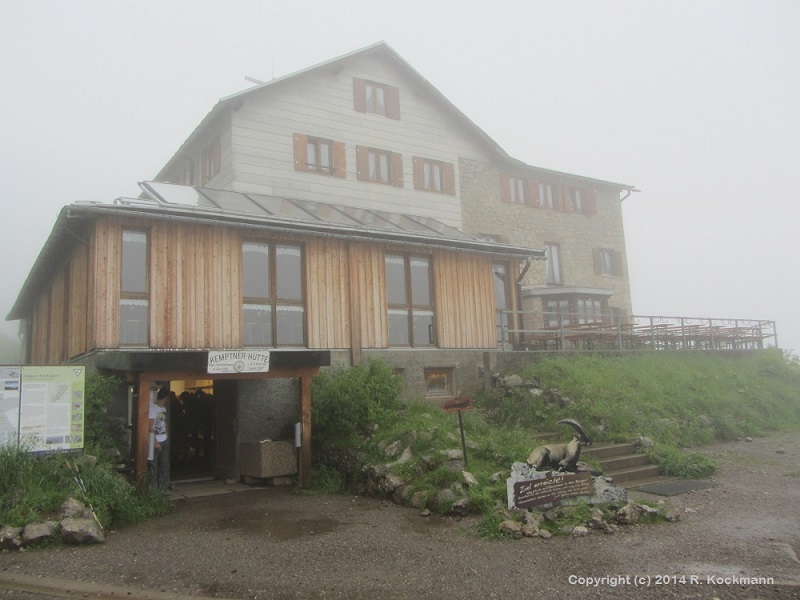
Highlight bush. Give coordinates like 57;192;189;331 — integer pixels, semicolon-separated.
84;373;129;465
0;443;170;529
312;360;403;449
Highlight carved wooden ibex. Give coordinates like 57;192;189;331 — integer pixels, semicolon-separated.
526;419;592;472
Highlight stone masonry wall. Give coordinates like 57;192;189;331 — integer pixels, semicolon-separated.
459;158;633;318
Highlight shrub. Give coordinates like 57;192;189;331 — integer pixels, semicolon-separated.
84;373;129;465
312;360;403;449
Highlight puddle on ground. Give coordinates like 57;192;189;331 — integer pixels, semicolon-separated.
214;508;340;540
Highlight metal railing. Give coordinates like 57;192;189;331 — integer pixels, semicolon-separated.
498;312;777;352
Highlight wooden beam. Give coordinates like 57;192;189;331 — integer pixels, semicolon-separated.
134;375;154;486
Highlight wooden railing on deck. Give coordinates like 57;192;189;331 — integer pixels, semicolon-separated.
498;313;777;352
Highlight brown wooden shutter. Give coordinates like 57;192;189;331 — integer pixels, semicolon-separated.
412;157;424;189
554;184;566;211
500;174;511;203
443;162;456;195
387;85;400;119
613;250;624;277
333;141;346;178
293;134;309;171
528;178;540;207
583;188;597;215
212;136;221;175
355;145;368;181
391;152;404;187
353;78;367;113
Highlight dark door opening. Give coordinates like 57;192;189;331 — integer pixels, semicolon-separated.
168;379;215;482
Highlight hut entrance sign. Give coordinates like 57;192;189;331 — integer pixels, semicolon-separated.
207;350;271;374
1;366;85;452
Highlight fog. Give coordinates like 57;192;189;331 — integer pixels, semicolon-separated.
1;1;798;353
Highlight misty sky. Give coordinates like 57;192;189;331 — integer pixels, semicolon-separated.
1;1;799;353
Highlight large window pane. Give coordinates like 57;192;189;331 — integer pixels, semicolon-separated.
409;258;430;305
119;299;148;345
412;310;434;346
388;309;410;345
276;245;302;300
385;255;406;304
243;304;271;346
276;305;305;345
242;242;269;299
492;264;508;309
121;231;147;293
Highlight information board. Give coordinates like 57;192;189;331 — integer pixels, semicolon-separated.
11;366;86;452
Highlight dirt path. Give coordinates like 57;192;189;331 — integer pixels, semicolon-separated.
1;432;799;599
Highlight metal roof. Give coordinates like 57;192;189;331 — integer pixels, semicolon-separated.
7;182;544;321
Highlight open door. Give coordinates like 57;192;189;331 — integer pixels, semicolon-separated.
212;380;238;480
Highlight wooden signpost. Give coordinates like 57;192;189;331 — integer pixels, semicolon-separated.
442;396;473;467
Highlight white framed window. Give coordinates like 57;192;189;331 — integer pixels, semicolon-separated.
545;243;562;285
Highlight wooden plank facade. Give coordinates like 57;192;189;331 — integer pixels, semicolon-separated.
27;216;516;364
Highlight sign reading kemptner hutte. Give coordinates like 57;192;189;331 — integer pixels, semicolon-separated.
207;350;271;374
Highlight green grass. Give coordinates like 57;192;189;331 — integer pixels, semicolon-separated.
0;446;171;530
312;351;800;537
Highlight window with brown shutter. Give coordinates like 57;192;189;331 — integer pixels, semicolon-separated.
413;157;455;195
356;145;404;186
501;174;536;205
353;77;400;119
293;134;346;178
200;136;221;185
594;248;623;276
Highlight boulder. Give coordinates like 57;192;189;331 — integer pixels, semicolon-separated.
22;521;58;545
60;498;94;520
60;518;104;545
0;525;22;550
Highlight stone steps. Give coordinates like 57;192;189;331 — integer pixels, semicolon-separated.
583;442;674;488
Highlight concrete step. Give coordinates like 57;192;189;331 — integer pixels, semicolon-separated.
603;464;663;484
583;443;637;460
596;453;652;472
623;475;680;490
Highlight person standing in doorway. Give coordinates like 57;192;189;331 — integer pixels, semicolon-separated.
149;388;170;490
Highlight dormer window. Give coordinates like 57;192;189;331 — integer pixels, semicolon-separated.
353;78;401;119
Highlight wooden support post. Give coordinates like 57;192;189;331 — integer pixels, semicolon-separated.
298;375;313;487
134;375;154;486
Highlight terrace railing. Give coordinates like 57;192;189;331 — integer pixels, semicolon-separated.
498;313;777;352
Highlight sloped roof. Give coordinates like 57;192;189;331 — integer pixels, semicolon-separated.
7;182;544;321
155;41;636;191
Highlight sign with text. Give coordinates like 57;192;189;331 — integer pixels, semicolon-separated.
512;471;594;509
208;349;271;374
17;366;85;452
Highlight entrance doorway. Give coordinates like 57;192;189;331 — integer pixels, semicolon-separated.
167;378;217;482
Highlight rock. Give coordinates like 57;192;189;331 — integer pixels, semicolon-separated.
441;449;463;460
499;520;522;536
502;375;523;388
380;473;406;494
538;529;553;539
409;491;428;509
588;507;606;530
615;503;643;525
572;526;590;536
776;448;786;454
636;436;654;449
560;525;574;535
489;471;505;483
419;509;431;517
22;522;58;545
384;440;403;459
60;498;94;520
523;511;543;528
391;448;414;466
449;497;470;516
745;437;753;442
664;507;681;523
520;523;539;537
462;471;478;487
60;518;104;544
392;485;413;505
0;525;23;550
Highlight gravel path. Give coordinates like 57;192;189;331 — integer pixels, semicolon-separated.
1;432;799;599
